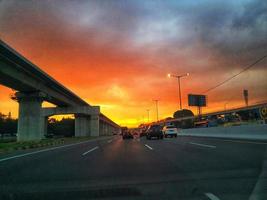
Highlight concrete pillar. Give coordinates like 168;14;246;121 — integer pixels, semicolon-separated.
90;115;99;137
99;122;104;136
44;116;48;136
16;92;46;141
75;114;90;137
104;124;108;135
108;125;112;135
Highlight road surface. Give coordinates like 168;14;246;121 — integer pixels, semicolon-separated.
0;135;266;200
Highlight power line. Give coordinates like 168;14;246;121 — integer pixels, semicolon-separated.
203;54;267;94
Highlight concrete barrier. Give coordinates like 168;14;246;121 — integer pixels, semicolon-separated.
180;124;267;140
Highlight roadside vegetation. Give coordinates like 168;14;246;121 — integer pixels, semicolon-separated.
0;136;97;154
0;113;97;154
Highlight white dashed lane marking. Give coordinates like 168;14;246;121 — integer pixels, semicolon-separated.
189;142;216;148
0;140;97;163
205;193;220;200
82;146;99;156
145;144;153;150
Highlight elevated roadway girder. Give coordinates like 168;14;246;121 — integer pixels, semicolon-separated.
0;40;120;141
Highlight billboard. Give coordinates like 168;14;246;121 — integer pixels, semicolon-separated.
188;94;207;107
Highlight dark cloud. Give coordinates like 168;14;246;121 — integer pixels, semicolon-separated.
0;0;266;113
178;0;267;67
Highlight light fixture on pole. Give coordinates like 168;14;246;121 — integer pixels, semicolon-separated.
167;73;189;110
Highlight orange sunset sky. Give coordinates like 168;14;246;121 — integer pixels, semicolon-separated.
0;0;267;127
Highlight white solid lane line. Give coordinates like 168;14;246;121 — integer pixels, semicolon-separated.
145;144;153;150
205;193;220;200
82;146;99;156
189;142;216;148
107;139;112;143
0;140;96;163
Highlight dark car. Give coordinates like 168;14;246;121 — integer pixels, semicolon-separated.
140;127;149;137
122;132;134;139
146;125;163;140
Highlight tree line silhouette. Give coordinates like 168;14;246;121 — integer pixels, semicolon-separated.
0;113;74;137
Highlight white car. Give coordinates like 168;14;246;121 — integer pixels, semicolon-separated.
162;125;178;138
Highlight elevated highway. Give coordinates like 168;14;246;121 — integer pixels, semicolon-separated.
0;40;120;141
144;102;267;127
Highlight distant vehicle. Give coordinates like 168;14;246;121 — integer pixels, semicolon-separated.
122;132;133;139
121;127;133;139
162;125;178;138
140;127;149;137
133;131;138;136
194;120;208;128
121;127;128;134
146;125;163;140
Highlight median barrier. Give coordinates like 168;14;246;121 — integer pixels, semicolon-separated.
179;124;267;140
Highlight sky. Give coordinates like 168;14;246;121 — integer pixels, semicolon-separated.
0;0;266;127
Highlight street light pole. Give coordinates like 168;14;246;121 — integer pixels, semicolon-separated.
168;73;189;110
177;76;182;110
153;99;159;122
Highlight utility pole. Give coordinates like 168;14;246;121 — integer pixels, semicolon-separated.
178;77;182;110
153;99;159;122
167;73;189;110
243;89;248;107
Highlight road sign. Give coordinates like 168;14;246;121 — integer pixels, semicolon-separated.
260;107;267;119
188;94;207;107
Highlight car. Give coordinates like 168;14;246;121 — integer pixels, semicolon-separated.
140;127;149;137
122;132;134;139
146;125;163;140
162;125;178;138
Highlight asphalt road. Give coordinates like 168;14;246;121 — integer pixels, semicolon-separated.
0;135;267;200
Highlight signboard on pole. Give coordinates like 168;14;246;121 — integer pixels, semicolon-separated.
188;94;207;107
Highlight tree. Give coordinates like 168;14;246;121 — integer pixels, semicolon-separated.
47;117;75;137
0;112;17;135
173;109;194;119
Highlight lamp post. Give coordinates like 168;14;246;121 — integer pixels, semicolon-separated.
167;73;189;110
153;99;159;122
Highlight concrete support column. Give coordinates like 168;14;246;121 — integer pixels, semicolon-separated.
44;116;48;136
75;114;90;137
90;115;99;137
16;92;46;141
104;123;108;135
108;125;112;135
99;122;104;136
